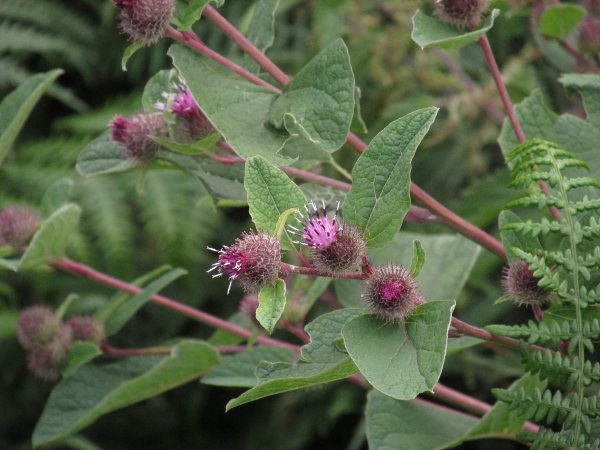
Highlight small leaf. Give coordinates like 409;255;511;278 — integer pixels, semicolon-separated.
0;69;63;164
366;390;479;450
202;346;295;387
274;207;300;242
538;5;586;40
411;240;425;277
152;133;220;155
241;0;280;74
62;342;102;378
104;268;187;336
256;280;286;334
342;301;455;400
32;340;219;447
142;69;172;113
41;179;74;217
351;86;368;135
268;38;355;153
244;156;306;249
0;309;18;340
19;203;81;269
342;108;438;248
175;0;223;31
76;131;133;176
121;42;143;72
411;9;499;50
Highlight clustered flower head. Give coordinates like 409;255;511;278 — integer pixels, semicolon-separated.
109;113;168;166
362;264;424;323
112;0;176;46
208;231;282;294
290;201;366;274
434;0;490;29
0;205;40;248
17;306;104;381
156;78;215;143
501;259;552;307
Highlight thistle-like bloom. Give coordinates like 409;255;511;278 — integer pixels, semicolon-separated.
290;201;366;274
208;231;281;294
17;305;61;351
501;260;551;307
362;264;424;323
434;0;490;29
67;316;105;345
26;325;73;381
156;78;215;143
0;205;41;248
109;113;167;166
112;0;176;46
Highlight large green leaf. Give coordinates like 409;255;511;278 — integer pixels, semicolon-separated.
244;155;306;248
225;308;364;410
342;108;438;248
256;279;286;334
32;340;219;447
202;346;295;387
538;5;585;40
241;0;280;75
342;301;455;400
335;232;480;308
0;69;63;164
19;203;81;269
366;390;479;450
168;44;292;166
411;9;499;50
268;38;355;153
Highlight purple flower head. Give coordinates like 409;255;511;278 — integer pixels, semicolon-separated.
434;0;490;29
67;316;105;345
112;0;176;46
362;264;424;323
501;260;552;307
109;113;167;166
208;231;281;294
290;201;366;274
26;325;73;381
17;305;61;351
0;205;41;248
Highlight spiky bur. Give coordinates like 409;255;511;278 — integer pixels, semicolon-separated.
156;78;215;143
362;264;424;323
17;306;61;351
109;113;167;166
433;0;490;28
208;231;281;294
67;316;104;345
0;205;41;248
290;201;366;274
501;259;552;307
112;0;175;46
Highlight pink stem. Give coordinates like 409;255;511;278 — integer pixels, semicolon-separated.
559;40;598;73
52;258;300;352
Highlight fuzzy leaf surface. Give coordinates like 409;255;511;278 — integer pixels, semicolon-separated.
256;280;286;334
366;390;479;450
411;9;499;50
225;309;364;410
342;301;455;400
268;38;355;153
76;131;132;176
32;340;219;447
0;69;62;164
343;108;438;248
168;44;292;166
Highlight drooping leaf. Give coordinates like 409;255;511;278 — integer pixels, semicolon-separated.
411;240;426;277
0;69;63;164
538;5;586;40
342;108;438;248
168;44;293;166
121;42;143;72
225;308;364;410
241;0;280;74
268;38;355;153
256;279;286;334
19;203;81;269
32;340;219;447
411;9;499;50
342;301;455;400
366;390;479;450
202;346;295;387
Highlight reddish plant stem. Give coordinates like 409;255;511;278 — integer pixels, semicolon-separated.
477;34;562;222
52;257;300;353
532;304;544;322
559;40;598;73
281;320;310;344
281;263;365;280
164;25;281;93
203;5;506;259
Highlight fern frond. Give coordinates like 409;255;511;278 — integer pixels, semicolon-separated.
570;197;600;215
503;217;571;238
486;320;567;348
505;194;565;211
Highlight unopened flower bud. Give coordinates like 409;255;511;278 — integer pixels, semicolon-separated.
208;231;282;293
434;0;490;29
17;305;61;351
0;205;41;248
362;264;424;323
67;316;104;345
290;201;366;274
26;325;73;381
109;113;167;165
501;260;551;307
112;0;176;46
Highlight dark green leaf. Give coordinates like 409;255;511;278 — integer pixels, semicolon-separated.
62;342;102;378
76;131;133;176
